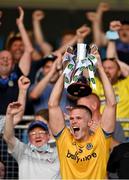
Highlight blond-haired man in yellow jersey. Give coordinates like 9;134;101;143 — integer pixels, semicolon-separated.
93;58;129;137
48;50;116;179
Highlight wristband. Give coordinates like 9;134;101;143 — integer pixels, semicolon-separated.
106;30;119;40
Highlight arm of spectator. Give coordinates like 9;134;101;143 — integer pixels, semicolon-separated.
106;41;118;59
96;2;110;46
56;24;90;54
106;21;122;58
0;10;2;26
92;49;116;133
29;53;62;99
106;21;129;76
31;49;43;61
76;24;91;43
55;35;78;55
86;12;102;46
3;102;23;152
32;10;53;56
116;59;129;77
48;72;65;135
16;6;33;76
86;2;109;47
13;76;30;125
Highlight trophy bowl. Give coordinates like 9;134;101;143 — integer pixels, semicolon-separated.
67;76;92;97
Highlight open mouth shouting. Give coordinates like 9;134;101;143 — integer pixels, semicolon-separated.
35;139;43;146
71;126;80;137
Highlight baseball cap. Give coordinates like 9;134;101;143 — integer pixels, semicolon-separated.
28;120;49;133
42;54;57;67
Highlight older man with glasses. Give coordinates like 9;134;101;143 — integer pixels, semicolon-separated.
3;102;60;179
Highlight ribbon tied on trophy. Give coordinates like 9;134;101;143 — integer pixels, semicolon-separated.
63;43;98;97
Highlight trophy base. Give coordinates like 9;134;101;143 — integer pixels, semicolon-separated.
67;82;92;97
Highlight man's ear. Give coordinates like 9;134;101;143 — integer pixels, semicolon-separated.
91;103;97;111
88;119;93;128
47;134;50;141
118;69;121;77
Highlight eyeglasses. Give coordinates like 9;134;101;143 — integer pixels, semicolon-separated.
29;131;47;136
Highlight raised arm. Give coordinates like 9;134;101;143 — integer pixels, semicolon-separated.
56;24;90;54
16;6;33;76
56;35;78;55
0;10;2;26
76;24;91;43
48;72;65;135
106;20;129;77
86;12;101;46
106;21;121;58
13;76;30;125
106;40;117;59
32;10;53;56
3;102;23;151
86;2;109;46
93;50;116;133
96;2;110;45
29;53;62;99
116;60;129;77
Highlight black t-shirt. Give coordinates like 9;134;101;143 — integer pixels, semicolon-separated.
0;65;23;114
28;59;45;84
107;142;129;179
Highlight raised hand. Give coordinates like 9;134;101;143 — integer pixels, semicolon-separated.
97;2;110;13
49;52;62;75
76;24;91;40
18;76;30;91
16;6;24;25
90;48;102;67
6;102;23;116
86;12;97;22
110;21;122;31
32;10;45;21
